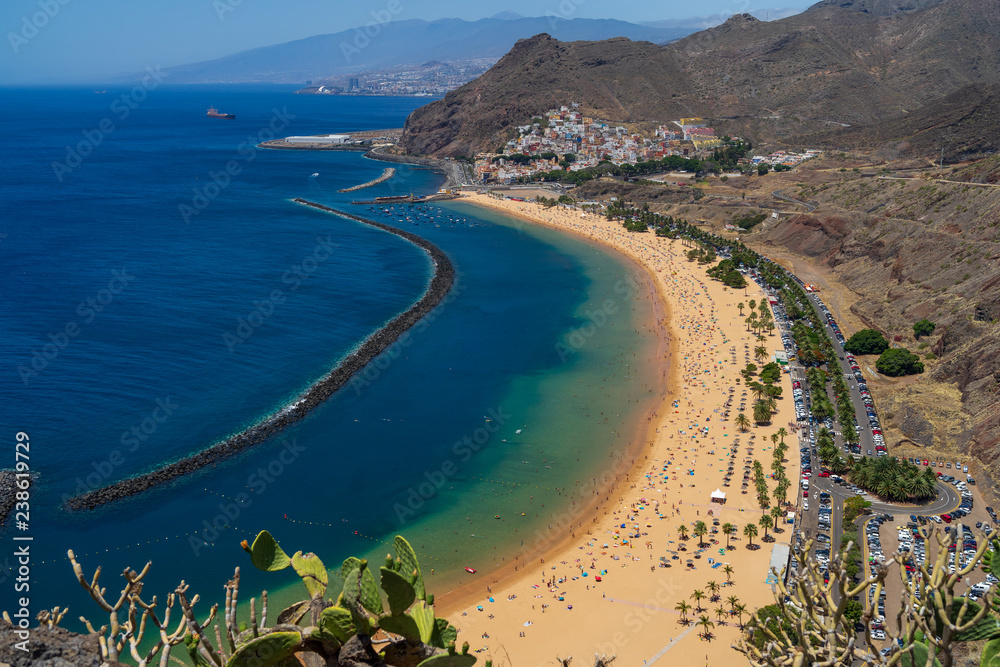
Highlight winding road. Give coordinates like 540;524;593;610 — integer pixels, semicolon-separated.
771;189;818;212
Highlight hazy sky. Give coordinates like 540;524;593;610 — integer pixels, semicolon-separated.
0;0;814;84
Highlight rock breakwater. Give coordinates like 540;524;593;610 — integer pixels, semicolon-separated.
339;167;396;193
66;201;454;511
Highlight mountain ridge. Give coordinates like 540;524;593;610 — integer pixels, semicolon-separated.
157;17;698;84
400;0;1000;157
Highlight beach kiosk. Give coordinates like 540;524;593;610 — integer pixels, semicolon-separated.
710;489;727;505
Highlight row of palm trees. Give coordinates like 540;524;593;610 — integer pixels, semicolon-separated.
677;520;766;550
738;299;776;339
817;426;850;475
675;584;749;641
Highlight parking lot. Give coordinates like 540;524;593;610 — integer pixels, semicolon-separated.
738;263;995;652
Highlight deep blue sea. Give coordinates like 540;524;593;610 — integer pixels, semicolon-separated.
0;85;659;621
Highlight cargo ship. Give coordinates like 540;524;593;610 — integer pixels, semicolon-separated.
206;106;235;119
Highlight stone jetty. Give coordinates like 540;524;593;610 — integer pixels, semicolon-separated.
66;201;454;511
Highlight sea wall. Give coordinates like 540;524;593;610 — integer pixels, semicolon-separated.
66;202;454;511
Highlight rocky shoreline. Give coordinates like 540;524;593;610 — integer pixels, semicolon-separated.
66;202;455;511
0;470;18;528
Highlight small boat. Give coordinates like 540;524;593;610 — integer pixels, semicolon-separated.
309;173;319;177
465;567;477;574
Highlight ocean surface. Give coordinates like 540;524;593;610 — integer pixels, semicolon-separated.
0;85;660;620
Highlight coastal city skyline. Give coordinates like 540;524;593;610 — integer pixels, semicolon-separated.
0;0;808;84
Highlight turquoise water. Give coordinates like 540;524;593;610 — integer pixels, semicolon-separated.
0;86;660;621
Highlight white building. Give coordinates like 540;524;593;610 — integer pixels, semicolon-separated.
285;135;351;145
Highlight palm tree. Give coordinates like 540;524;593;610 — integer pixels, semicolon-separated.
706;580;720;602
694;520;708;548
675;600;691;624
677;524;689;540
715;607;728;625
734;413;751;432
696;615;715;641
726;594;740;614
771;506;784;532
737;302;745;316
771;433;780;448
749;299;757;312
767;321;776;337
776;427;788;445
733;602;748;629
743;523;758;549
721;523;735;550
723;564;735;582
691;589;706;613
753;400;771;425
755;345;768;363
759;514;773;541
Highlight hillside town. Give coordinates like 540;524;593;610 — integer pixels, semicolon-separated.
473;104;822;184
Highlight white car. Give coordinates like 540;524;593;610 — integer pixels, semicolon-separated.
803;501;809;511
870;630;886;640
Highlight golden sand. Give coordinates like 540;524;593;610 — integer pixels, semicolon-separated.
436;193;800;667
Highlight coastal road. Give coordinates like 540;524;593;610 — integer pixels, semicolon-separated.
790;288;960;577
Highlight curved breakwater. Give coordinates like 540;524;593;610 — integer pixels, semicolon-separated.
66;200;454;511
338;167;396;193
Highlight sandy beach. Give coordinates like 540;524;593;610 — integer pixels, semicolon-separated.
437;193;800;666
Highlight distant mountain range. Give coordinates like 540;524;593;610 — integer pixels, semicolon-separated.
400;0;1000;158
159;17;701;84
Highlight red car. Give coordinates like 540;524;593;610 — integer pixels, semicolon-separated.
941;514;952;523
819;471;830;478
803;490;809;498
923;460;929;466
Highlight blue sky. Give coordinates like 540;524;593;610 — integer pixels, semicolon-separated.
0;0;814;83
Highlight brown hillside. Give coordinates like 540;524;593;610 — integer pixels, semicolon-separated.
752;170;1000;486
399;34;696;157
792;84;1000;162
401;0;1000;157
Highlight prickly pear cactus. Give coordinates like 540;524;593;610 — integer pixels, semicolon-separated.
238;531;477;667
